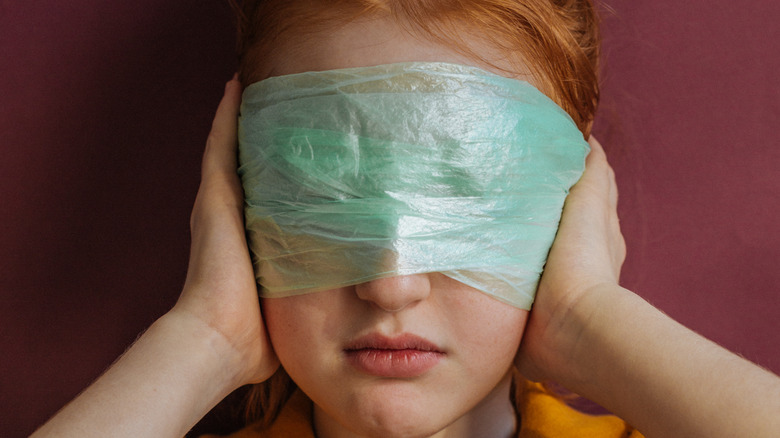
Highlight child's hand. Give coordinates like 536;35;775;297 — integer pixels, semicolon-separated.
31;79;280;438
172;76;279;385
515;138;780;438
516;136;626;383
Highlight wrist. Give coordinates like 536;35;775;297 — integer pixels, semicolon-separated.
155;309;255;391
125;311;251;434
524;281;629;391
552;284;637;389
31;310;252;438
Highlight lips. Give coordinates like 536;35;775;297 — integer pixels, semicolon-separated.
344;333;445;378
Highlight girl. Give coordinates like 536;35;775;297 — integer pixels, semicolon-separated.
32;1;780;437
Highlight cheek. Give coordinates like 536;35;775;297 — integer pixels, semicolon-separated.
261;294;344;378
262;298;293;358
262;297;317;366
447;292;529;368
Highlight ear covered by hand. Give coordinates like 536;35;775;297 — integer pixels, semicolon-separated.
175;76;279;386
516;136;626;383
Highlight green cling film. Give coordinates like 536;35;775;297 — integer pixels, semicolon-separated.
238;62;589;310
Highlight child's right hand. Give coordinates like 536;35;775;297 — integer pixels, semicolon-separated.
31;78;280;438
171;76;279;386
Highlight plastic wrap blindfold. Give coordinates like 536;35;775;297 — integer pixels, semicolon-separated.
238;62;588;309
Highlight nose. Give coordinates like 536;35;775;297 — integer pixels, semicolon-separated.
354;274;432;312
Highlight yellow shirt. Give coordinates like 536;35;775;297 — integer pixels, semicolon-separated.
203;381;644;438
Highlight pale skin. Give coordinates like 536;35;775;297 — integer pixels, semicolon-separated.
264;274;527;438
33;15;780;438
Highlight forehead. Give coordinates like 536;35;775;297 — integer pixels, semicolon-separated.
258;14;530;82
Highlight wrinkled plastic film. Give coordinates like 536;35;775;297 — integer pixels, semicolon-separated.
238;62;589;309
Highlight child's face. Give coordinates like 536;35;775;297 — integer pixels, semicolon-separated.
259;14;530;438
263;274;527;437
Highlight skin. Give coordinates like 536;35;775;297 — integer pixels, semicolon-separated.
258;14;528;81
32;10;780;438
259;15;531;438
264;276;526;438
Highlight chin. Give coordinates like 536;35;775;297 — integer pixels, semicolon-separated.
322;387;456;438
345;419;446;438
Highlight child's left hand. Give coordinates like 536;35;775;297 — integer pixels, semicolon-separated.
515;137;780;438
515;137;625;384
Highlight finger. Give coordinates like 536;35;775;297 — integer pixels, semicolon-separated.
586;135;607;163
190;77;245;233
587;137;625;276
584;136;611;187
587;136;620;211
566;136;611;206
202;75;242;180
590;137;619;207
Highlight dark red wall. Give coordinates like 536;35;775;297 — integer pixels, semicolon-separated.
2;1;779;436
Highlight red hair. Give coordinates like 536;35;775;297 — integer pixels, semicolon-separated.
226;0;602;428
232;0;600;134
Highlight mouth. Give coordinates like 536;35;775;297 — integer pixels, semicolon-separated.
344;333;445;378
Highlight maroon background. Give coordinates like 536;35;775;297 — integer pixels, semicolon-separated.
2;1;779;436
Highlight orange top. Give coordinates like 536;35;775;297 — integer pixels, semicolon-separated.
202;381;644;438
